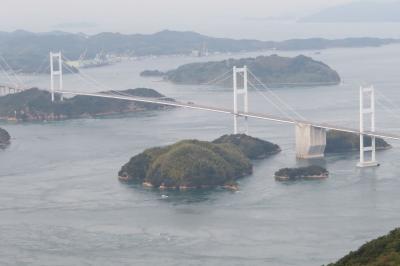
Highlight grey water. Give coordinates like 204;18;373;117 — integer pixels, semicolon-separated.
1;44;400;266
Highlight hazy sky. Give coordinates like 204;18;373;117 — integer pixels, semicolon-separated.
0;0;353;34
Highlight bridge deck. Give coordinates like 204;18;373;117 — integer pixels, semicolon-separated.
57;90;400;141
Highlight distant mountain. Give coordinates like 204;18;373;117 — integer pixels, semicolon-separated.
301;1;400;23
0;29;398;73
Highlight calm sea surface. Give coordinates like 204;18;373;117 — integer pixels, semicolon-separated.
1;44;400;266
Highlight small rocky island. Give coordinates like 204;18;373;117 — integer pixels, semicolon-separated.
0;127;10;147
325;130;391;154
328;228;400;266
0;88;174;121
275;165;329;181
142;55;341;87
119;134;281;190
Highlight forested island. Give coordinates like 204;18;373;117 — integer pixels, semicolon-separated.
0;88;174;121
118;134;281;190
0;127;10;147
0;30;398;73
274;165;328;181
143;55;341;87
325;130;391;154
328;228;400;266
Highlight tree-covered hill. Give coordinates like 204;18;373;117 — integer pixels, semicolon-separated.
212;134;281;159
328;228;400;266
118;139;253;189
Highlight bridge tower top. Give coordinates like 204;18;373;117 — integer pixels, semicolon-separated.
233;66;249;135
50;52;63;102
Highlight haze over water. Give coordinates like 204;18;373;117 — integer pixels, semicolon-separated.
1;44;400;265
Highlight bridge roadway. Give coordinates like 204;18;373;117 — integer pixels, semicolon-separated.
58;90;400;141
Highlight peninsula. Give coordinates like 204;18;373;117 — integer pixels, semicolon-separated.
0;88;174;121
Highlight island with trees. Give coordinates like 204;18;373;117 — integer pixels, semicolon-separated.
328;228;400;266
0;88;174;121
274;165;329;181
0;127;10;147
143;55;341;87
325;130;391;154
118;134;281;190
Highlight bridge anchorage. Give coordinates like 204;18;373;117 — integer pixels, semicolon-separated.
48;51;396;168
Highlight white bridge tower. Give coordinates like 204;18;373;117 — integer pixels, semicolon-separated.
50;52;63;102
357;86;379;168
233;66;249;134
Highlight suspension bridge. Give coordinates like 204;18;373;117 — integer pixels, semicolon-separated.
1;51;400;168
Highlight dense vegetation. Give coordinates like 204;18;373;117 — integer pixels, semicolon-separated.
159;55;341;87
118;139;253;189
0;88;174;121
328;228;400;266
274;165;328;181
212;134;281;159
0;30;398;73
325;130;391;153
0;127;10;147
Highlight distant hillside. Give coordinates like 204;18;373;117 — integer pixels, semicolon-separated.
0;30;398;73
328;228;400;266
301;1;400;23
154;55;341;87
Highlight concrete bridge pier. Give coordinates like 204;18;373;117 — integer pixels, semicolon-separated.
295;123;327;159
